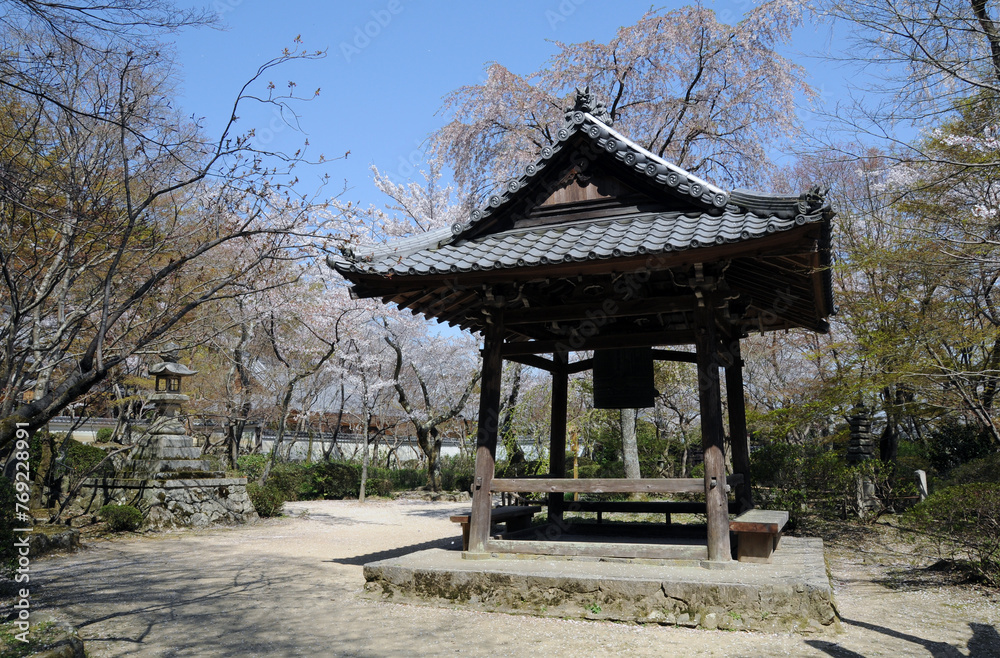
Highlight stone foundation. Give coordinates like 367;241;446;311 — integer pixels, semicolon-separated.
363;537;838;633
75;477;258;528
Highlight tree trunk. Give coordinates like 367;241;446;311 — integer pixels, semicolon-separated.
879;387;899;464
415;425;444;491
499;363;526;470
322;385;346;460
226;415;246;470
621;408;641;479
428;428;443;491
359;411;370;502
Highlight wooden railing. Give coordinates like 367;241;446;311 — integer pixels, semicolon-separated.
479;475;744;560
490;474;742;496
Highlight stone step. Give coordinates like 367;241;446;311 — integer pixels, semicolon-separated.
130;438;198;461
125;459;213;477
146;434;197;448
155;459;212;472
152;471;227;480
159;446;202;459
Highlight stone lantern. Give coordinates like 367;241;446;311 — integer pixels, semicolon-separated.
80;344;258;528
148;346;197;419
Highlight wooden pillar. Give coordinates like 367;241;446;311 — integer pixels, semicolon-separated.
694;300;733;562
725;338;754;512
548;348;569;525
468;309;505;554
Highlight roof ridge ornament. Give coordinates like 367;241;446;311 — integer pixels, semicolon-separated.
797;185;830;214
565;85;612;125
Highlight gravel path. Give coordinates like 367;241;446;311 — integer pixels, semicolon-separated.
28;500;1000;657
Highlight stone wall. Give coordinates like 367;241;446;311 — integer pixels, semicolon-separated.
75;477;258;528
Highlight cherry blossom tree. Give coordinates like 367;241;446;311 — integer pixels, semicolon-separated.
0;7;342;458
348;162;484;489
432;2;810;198
384;316;481;490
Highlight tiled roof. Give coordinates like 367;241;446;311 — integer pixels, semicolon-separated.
330;208;824;277
425;110;732;245
329;91;831;283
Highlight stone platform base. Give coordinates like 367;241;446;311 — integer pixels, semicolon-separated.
75;477;258;528
363;537;838;633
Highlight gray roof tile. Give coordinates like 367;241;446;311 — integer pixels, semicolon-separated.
334;209;825;277
329;103;834;283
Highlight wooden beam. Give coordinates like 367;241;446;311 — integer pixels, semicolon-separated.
491;477;705;494
503;295;697;325
566;358;593;374
650;348;697;363
505;353;556;372
468;308;504;554
501;330;692;356
724;337;753;512
549;349;568;524
694;295;733;563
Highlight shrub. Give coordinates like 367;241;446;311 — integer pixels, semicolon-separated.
750;443;802;486
235;454;268;481
65;439;113;484
440;454;475;492
98;504;144;532
944;452;1000;487
267;462;310;501
905;483;1000;586
750;443;841;527
233;456;307;500
383;466;426;491
927;421;994;474
367;475;393;497
247;482;285;517
298;460;389;499
95;427;114;443
300;460;360;499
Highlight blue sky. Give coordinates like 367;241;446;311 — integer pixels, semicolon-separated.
172;1;845;210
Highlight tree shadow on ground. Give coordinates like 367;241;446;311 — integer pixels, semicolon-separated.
326;536;461;566
792;515;882;545
399;505;470;519
968;623;1000;656
810;617;1000;657
873;559;980;592
803;641;865;657
290;512;384;526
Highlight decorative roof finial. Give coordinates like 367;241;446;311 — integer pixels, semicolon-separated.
565;85;612;125
797;185;830;214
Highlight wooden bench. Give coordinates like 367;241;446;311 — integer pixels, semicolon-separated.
729;509;789;563
566;500;739;524
450;505;542;551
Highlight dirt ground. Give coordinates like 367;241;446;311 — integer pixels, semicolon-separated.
19;499;1000;657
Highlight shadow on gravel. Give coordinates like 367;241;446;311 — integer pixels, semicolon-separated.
327;537;461;566
838;617;980;657
399;505;470;519
803;640;865;657
293;512;383;526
